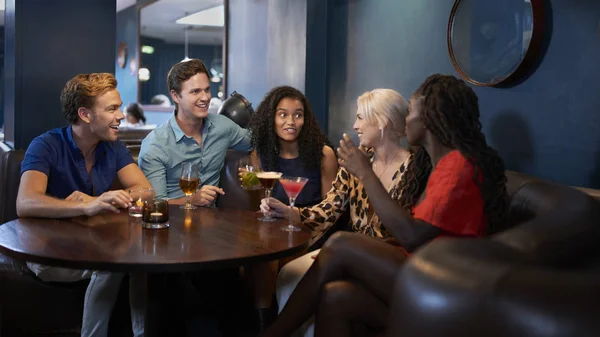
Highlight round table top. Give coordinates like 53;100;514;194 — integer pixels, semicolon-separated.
0;205;312;272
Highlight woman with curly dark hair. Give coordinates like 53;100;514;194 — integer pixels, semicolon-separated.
261;74;509;337
261;88;412;336
248;85;338;206
244;86;337;331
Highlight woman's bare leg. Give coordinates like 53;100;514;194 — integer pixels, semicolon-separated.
315;280;388;337
262;232;406;337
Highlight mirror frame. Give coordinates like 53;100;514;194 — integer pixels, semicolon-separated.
447;0;545;87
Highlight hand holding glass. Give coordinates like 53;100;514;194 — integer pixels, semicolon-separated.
279;176;308;231
239;157;262;190
256;172;283;221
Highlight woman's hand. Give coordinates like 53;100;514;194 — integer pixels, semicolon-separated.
259;197;289;218
238;167;247;183
337;133;372;180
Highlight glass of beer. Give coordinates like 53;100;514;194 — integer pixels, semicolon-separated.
180;162;200;210
256;171;283;222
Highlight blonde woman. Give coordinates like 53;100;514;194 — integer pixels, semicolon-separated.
260;88;411;336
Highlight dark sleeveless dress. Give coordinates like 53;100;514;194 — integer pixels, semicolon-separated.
261;155;323;207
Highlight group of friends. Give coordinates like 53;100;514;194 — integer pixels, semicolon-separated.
15;57;509;336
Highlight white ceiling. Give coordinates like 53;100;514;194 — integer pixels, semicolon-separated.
116;0;136;12
139;0;224;45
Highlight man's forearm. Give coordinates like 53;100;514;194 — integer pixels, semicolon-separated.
17;194;86;218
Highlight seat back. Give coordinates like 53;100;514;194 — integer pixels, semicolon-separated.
0;143;26;224
216;150;263;211
500;170;600;267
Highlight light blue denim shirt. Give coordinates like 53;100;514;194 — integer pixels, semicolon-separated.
138;113;252;199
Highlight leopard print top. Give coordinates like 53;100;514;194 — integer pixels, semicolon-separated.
299;155;411;240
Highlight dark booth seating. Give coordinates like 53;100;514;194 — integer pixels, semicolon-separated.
387;171;600;337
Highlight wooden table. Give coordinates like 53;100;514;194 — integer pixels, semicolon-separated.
0;205;311;272
0;205;312;335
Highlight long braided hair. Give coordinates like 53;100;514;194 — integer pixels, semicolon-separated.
398;75;509;234
249;86;331;171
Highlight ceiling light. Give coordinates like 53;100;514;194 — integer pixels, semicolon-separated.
141;45;154;54
138;68;150;82
176;5;224;27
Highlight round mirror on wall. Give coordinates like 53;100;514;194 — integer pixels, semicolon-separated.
448;0;545;86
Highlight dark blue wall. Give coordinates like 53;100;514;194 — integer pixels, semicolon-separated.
0;26;4;129
227;0;307;110
327;0;600;188
116;5;139;106
3;0;116;149
139;36;222;104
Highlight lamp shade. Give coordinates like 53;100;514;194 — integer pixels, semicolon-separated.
217;91;254;128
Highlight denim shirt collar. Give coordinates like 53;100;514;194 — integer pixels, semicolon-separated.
169;114;214;143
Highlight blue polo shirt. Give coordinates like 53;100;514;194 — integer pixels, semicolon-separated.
138;113;252;199
20;126;134;198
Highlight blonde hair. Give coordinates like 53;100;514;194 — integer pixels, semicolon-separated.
357;88;408;138
60;73;118;124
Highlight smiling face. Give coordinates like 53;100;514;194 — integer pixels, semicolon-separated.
171;72;211;121
274;97;305;143
85;89;124;142
405;96;427;146
353;111;381;148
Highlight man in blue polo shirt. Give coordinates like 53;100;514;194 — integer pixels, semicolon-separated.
17;73;151;337
138;59;252;205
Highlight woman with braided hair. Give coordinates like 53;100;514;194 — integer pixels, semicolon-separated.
261;74;509;337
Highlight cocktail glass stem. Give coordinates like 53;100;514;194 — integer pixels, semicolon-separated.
283;197;301;231
263;188;273;220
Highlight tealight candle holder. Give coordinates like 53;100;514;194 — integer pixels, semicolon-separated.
142;199;170;229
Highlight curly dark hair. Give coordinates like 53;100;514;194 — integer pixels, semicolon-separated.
249;86;332;171
398;74;509;234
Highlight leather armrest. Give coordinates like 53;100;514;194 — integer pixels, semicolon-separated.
388;238;600;337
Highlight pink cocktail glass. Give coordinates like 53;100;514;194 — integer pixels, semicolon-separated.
279;176;309;232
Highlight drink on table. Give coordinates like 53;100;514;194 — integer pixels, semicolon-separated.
179;177;200;194
142;199;170;229
128;188;154;219
257;172;280;189
180;162;200;210
279;176;309;231
256;171;283;222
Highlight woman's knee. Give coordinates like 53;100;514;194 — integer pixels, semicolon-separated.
321;232;373;260
319;280;357;315
277;253;314;288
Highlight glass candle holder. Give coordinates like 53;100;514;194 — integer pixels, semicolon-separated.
142;199;170;229
128;188;155;218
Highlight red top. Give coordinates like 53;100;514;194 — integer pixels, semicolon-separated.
412;150;486;237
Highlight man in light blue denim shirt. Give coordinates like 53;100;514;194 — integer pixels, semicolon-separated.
138;59;252;205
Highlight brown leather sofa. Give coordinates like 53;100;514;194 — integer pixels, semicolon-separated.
387;171;600;337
